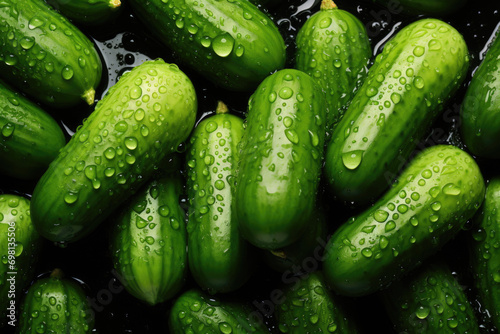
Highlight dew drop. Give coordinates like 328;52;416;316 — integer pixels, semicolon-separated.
212;34;234;57
342;150;363;170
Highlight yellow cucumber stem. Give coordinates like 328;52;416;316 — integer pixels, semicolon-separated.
216;100;229;114
321;0;337;10
82;88;96;106
271;250;287;259
110;0;121;9
50;268;65;279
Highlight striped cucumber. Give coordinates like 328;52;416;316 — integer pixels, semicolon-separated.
128;0;286;92
324;18;469;204
0;81;66;180
0;0;102;107
296;0;371;130
111;172;187;305
323;145;485;297
235;69;327;250
186;101;251;294
31;59;197;244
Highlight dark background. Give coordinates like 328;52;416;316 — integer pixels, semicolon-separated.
1;0;499;332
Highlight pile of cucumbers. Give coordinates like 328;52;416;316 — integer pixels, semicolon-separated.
0;0;499;332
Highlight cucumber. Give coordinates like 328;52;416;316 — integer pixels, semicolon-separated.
0;0;102;108
381;261;479;333
235;68;327;250
469;178;500;329
31;59;197;244
18;269;94;333
0;81;65;180
276;272;359;333
461;30;500;159
323;145;485;297
373;0;467;16
46;0;122;26
262;210;326;273
186;101;251;294
324;18;469;204
296;0;371;130
169;288;269;333
110;172;187;305
128;0;286;92
0;195;41;327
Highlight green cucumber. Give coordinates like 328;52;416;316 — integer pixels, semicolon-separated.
128;0;286;92
0;0;102;107
186;101;251;294
18;269;94;333
169;289;269;333
31;59;197;244
46;0;122;26
0;81;66;180
469;178;500;329
262;210;326;273
235;69;327;250
276;272;359;333
296;0;371;130
111;172;187;305
323;145;485;297
324;18;469;204
461;30;500;159
373;0;467;16
381;261;479;333
0;195;41;327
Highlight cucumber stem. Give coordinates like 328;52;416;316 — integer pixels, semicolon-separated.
82;88;96;106
110;0;121;9
215;100;229;114
271;250;287;259
50;268;65;279
321;0;337;10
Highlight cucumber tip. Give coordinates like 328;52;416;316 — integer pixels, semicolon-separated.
83;88;96;106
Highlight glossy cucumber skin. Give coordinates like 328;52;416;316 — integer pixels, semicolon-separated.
0;195;41;327
169;289;269;333
461;32;500;159
111;174;187;305
0;81;66;180
186;107;251;294
373;0;467;16
276;272;359;333
0;0;102;107
18;270;94;333
381;262;479;333
296;1;371;130
235;69;327;250
469;178;500;329
324;18;469;204
31;59;197;244
46;0;122;26
128;0;286;92
323;145;485;297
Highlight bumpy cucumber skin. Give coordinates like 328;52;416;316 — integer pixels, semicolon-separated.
186;108;251;294
169;289;269;333
19;271;94;333
276;272;359;333
111;174;187;305
235;69;327;250
323;145;485;297
373;0;467;16
0;81;65;180
461;32;500;159
382;262;479;333
324;18;469;204
0;0;102;107
46;0;121;26
296;1;371;130
469;178;500;329
0;195;41;327
262;211;326;273
128;0;286;92
31;59;197;244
